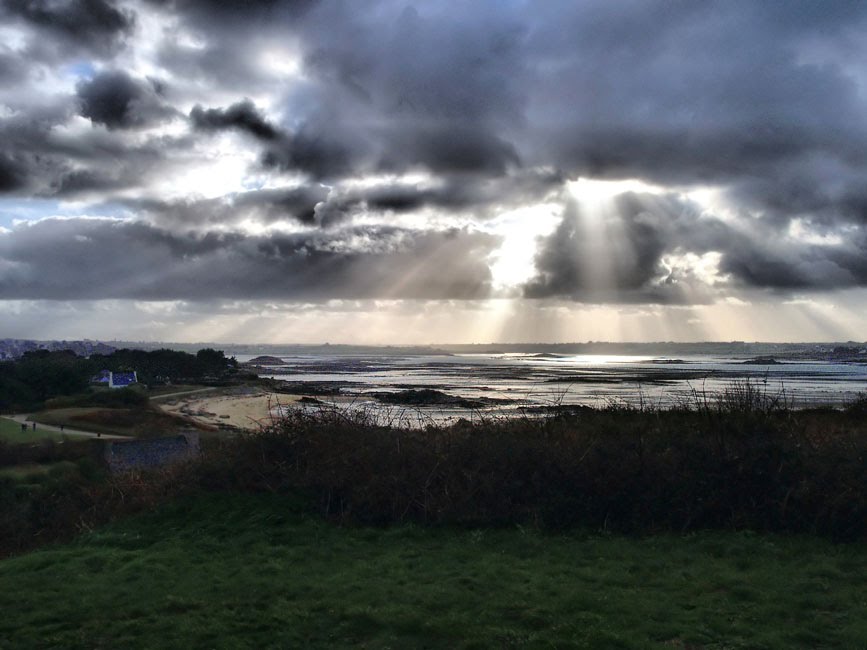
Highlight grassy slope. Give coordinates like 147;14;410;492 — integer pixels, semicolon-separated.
0;417;63;443
146;384;211;399
28;407;202;438
0;461;76;481
1;493;865;649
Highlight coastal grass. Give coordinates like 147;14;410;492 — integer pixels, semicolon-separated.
0;460;77;481
0;417;64;443
2;492;866;649
212;397;867;540
29;406;200;438
146;384;212;399
4;396;866;560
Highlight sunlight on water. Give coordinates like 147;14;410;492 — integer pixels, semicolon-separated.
245;351;867;427
541;354;654;365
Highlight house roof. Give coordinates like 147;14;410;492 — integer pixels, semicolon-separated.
110;372;137;386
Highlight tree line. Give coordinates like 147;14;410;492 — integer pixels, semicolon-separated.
0;348;237;412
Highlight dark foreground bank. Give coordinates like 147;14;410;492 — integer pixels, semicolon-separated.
2;388;867;557
1;492;866;649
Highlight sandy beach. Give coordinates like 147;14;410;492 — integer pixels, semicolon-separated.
158;390;301;431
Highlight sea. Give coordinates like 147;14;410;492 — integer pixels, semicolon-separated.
231;348;867;424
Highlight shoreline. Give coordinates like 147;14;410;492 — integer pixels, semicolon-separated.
157;389;301;431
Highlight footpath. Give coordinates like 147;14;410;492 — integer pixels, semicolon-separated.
7;414;130;440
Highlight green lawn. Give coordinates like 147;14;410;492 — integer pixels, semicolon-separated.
0;417;64;443
1;493;865;649
0;461;77;481
28;407;125;436
146;384;211;399
29;407;193;438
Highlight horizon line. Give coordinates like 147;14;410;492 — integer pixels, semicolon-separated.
7;338;867;347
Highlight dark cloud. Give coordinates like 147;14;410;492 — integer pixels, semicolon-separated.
50;168;131;195
719;229;867;291
0;49;28;84
235;186;329;224
189;100;358;179
2;0;134;56
127;184;330;227
0;104;78;195
524;195;705;304
520;2;867;212
0;153;25;192
0;95;194;198
4;0;867;308
309;170;564;226
726;161;867;228
148;0;313;23
298;3;526;124
525;192;867;303
175;3;527;178
378;124;520;175
0;218;497;300
77;70;176;130
162;1;867;204
260;127;359;179
189;100;279;141
149;0;316;90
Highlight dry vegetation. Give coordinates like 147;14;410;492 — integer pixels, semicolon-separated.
2;382;866;559
30;406;211;438
205;387;867;540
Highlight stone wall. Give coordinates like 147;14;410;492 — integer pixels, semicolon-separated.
103;432;200;473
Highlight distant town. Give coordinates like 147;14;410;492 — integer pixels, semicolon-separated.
2;338;866;362
0;339;116;360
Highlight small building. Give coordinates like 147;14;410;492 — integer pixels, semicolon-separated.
91;370;139;388
109;371;138;388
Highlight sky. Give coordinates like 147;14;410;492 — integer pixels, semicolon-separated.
1;0;867;344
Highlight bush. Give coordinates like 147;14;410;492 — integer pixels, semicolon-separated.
4;387;867;558
44;387;149;410
204;396;867;540
0;459;198;557
0;438;96;469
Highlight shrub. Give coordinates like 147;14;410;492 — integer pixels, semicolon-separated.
205;396;867;540
5;389;867;557
44;387;149;410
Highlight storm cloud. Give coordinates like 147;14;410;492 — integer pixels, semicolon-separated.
2;0;867;323
77;70;175;130
2;0;135;58
525;191;867;303
0;153;25;192
190;100;280;141
0;217;498;300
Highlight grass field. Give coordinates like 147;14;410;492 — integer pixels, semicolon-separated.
0;417;64;443
29;407;201;438
0;461;77;481
146;384;211;399
1;493;865;649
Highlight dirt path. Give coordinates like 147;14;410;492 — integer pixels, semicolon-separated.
8;414;131;440
149;387;221;401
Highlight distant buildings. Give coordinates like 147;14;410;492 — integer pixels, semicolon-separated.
0;338;116;360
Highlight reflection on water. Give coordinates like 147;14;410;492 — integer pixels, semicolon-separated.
243;353;867;424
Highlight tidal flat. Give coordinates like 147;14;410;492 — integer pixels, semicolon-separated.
244;349;867;425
